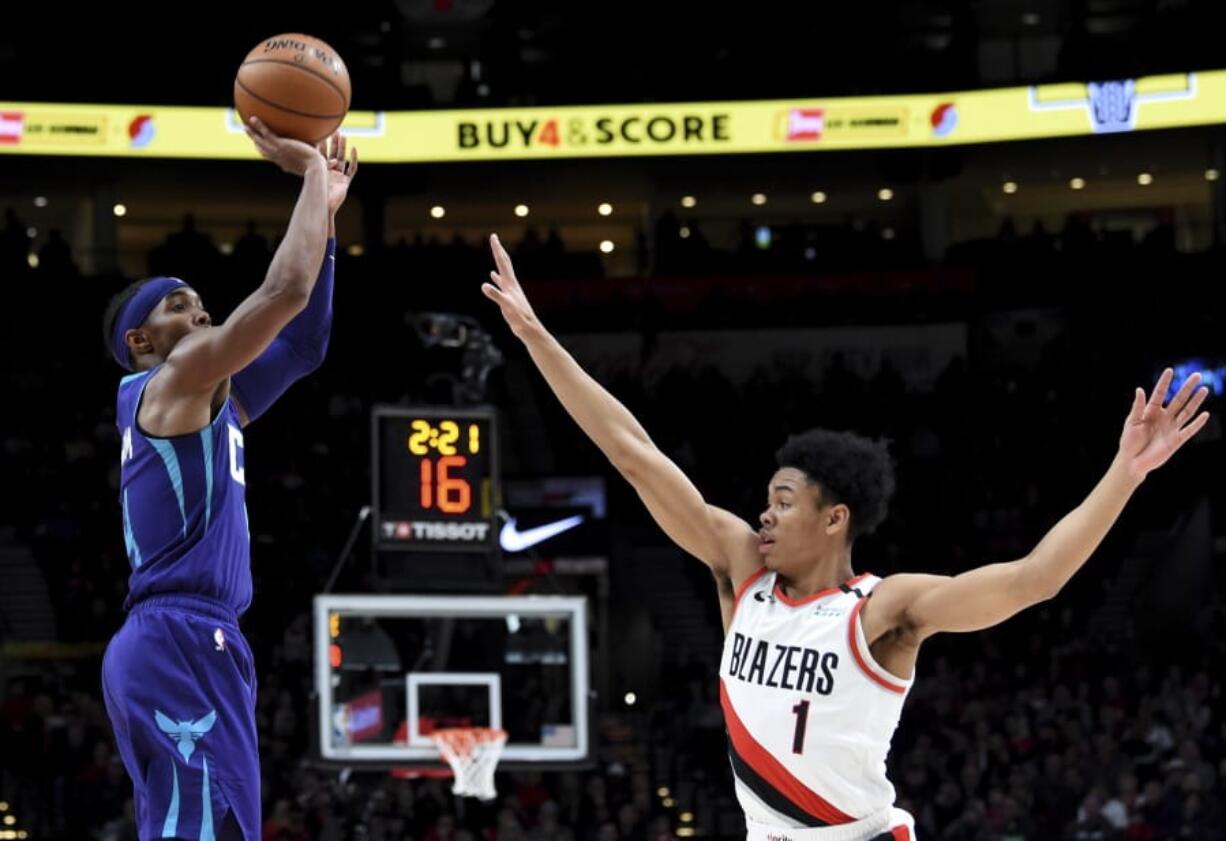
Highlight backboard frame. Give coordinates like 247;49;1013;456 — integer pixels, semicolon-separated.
314;593;590;765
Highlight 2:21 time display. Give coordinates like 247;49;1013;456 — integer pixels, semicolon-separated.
407;420;482;514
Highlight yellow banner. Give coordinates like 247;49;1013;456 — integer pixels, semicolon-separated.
0;71;1219;162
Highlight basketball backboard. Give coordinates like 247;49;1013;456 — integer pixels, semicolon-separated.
314;594;590;766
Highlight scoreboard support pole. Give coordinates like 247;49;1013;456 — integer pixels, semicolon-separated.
322;505;372;593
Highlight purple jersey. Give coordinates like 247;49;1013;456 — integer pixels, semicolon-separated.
116;368;252;614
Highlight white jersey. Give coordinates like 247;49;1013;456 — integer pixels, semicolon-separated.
719;569;913;833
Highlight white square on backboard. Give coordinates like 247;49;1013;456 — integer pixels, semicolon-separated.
406;672;503;748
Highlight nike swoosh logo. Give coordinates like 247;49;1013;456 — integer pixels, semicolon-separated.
500;514;585;552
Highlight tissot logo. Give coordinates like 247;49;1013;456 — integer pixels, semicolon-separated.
381;521;490;542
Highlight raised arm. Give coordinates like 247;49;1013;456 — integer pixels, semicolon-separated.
481;234;760;582
230;133;359;425
865;369;1210;645
159;117;334;397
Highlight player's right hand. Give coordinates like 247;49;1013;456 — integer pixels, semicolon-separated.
483;233;543;339
244;116;326;176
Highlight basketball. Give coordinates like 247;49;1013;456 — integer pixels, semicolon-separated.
234;33;351;144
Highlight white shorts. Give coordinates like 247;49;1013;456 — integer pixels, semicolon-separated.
744;807;916;841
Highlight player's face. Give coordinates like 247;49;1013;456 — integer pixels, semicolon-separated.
143;288;211;356
758;468;849;573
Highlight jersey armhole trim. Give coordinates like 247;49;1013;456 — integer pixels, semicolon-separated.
733;566;770;614
848;597;911;694
132;367;235;441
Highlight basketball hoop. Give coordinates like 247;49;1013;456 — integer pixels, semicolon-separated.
430;726;507;800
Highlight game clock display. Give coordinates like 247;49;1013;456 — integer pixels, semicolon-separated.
373;407;498;552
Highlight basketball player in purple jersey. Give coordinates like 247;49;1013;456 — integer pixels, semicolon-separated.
100;116;357;841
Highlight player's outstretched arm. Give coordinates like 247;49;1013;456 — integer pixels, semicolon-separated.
482;234;760;580
867;369;1210;642
230;132;359;425
159;117;332;397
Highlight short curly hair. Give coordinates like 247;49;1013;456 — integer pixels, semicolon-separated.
775;428;896;542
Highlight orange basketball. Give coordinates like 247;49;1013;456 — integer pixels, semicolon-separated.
234;33;351;144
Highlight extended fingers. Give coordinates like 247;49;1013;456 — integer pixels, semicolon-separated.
1127;387;1145;424
489;234;516;280
1175;386;1210;427
482;281;508;303
245;128;274;158
1176;411;1211;445
1143;368;1174;420
247;115;273;141
1166;371;1203;417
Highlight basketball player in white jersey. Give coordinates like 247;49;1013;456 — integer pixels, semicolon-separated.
479;234;1210;840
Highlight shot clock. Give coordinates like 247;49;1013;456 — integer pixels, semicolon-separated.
373;407;499;552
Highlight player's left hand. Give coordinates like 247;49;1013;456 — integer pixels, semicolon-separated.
483;233;543;339
1117;367;1210;480
320;132;359;215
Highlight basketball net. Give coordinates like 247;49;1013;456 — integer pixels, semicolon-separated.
430;727;507;800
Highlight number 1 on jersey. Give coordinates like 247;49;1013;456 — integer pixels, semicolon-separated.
791;699;810;754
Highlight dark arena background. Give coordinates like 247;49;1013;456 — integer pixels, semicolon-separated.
2;3;1225;839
